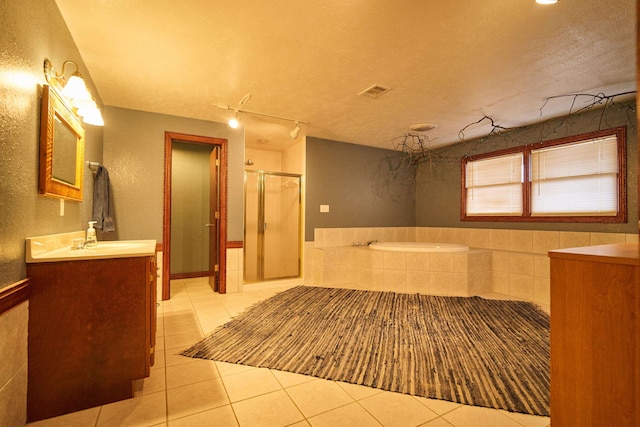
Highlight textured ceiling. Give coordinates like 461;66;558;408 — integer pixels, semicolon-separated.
54;0;636;151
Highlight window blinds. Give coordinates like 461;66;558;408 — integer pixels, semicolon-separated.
531;136;618;216
465;153;523;215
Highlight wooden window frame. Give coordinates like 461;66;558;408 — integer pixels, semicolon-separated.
461;126;627;223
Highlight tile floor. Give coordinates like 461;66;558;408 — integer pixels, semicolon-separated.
27;278;551;427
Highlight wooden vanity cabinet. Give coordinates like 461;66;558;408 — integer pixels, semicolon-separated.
26;255;157;422
549;243;640;427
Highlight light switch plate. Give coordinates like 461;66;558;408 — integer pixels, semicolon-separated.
320;204;330;213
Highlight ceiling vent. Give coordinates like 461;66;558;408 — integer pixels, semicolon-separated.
358;84;391;99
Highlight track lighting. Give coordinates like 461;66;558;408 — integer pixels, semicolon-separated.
43;59;104;126
228;110;240;128
215;93;308;136
290;122;301;139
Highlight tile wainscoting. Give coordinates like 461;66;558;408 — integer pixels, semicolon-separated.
305;227;639;308
0;281;29;427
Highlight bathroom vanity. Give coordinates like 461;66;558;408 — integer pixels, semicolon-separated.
25;233;157;422
549;243;640;427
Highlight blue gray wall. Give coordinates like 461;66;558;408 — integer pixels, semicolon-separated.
103;106;245;242
415;101;638;233
0;0;103;289
305;137;416;240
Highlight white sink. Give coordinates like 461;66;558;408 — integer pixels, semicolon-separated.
26;232;156;263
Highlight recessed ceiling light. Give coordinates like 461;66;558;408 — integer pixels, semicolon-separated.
536;0;558;4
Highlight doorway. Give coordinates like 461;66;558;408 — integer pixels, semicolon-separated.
163;132;228;300
244;170;302;282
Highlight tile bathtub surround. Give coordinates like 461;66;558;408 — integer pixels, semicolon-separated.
310;227;638;307
314;246;492;297
26;277;551;427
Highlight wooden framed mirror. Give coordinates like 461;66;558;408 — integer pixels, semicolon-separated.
39;84;85;201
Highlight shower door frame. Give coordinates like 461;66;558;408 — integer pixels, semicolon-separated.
244;170;302;283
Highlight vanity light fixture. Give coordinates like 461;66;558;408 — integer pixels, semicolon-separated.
43;59;104;126
215;92;308;139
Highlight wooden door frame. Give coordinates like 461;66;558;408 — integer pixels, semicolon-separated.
163;131;228;300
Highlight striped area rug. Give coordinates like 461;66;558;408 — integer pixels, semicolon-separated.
181;286;550;416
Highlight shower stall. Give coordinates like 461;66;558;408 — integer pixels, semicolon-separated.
244;170;302;282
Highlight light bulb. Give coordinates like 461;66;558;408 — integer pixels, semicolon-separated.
62;72;91;101
228;117;240;128
82;108;104;126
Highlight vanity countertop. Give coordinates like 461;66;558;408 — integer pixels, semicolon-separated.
26;231;156;263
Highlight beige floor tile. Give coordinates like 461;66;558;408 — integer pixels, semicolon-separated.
97;391;167;427
168;405;238;427
134;366;167;396
359;391;438;427
166;351;198;367
498;410;550;427
197;314;232;334
232;390;304;427
26;407;100;426
166;359;219;389
307;402;382;427
166;378;230;421
415;397;461;415
336;382;384;401
223;367;283;402
216;361;258;377
271;369;318;388
286;378;355;418
164;329;204;351
441;405;523;427
153;350;166;368
163;317;202;336
419;417;454;426
163;314;198;335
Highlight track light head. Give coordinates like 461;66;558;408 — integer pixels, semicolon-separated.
228;110;240;128
290;121;301;139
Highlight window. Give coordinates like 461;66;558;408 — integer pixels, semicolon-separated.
465;153;524;216
461;127;626;223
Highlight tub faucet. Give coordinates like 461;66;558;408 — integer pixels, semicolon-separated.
365;240;378;246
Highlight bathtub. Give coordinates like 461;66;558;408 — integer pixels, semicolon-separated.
369;241;469;253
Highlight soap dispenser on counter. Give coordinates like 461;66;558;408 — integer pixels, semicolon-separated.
85;221;98;248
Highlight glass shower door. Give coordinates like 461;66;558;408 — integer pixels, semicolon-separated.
244;171;301;282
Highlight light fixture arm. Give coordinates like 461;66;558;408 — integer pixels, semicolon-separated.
43;59;81;85
216;105;309;125
213;95;308;126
